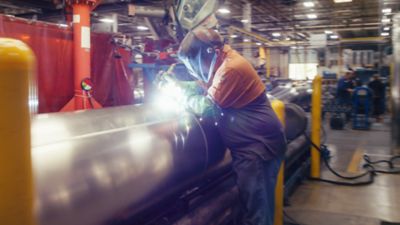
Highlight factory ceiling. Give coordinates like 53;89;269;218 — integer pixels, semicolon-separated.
0;0;399;47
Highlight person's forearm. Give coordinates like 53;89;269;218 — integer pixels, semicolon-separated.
186;94;216;117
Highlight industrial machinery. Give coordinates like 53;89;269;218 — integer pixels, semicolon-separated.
31;102;309;225
352;86;372;130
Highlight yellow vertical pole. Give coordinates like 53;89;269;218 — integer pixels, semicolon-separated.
311;75;322;178
266;47;271;78
0;38;36;225
271;100;285;225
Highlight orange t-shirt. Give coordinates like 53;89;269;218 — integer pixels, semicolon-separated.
207;45;265;108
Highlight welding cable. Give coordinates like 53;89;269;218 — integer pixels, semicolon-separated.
363;155;400;171
303;133;376;186
283;210;307;225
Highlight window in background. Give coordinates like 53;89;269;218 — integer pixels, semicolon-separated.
289;63;318;80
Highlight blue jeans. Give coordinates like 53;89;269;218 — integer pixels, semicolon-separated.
232;152;283;225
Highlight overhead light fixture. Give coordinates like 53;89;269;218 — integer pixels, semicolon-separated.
217;8;231;14
307;14;317;19
334;0;352;3
382;8;392;14
272;32;281;37
58;23;68;28
286;37;291;41
382;18;391;23
303;1;315;7
383;27;390;31
99;18;114;23
330;35;339;39
230;34;238;38
325;30;333;34
381;32;390;36
272;39;279;41
137;25;149;31
243;38;250;42
291;46;297;49
256;42;262;46
240;19;249;23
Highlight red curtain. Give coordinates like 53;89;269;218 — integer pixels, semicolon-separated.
91;33;134;107
0;15;133;113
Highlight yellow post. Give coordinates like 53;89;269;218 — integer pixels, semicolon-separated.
311;75;322;178
266;47;271;78
0;38;36;225
271;100;285;225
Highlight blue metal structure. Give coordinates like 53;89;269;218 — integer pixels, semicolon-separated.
352;86;372;130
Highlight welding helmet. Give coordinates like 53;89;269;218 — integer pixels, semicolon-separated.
178;28;224;82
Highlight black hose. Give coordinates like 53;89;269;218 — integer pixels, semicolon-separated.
304;133;376;186
283;210;307;225
304;132;400;186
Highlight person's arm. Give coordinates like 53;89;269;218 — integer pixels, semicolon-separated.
185;94;217;117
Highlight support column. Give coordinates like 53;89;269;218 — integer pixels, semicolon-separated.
266;47;271;78
62;0;102;111
392;14;400;154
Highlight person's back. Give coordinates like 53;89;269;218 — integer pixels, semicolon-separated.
336;72;354;105
368;78;385;98
177;27;286;225
368;75;385;121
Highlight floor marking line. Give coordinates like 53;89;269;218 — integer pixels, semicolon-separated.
347;147;365;173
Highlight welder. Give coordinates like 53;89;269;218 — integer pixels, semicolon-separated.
171;28;286;225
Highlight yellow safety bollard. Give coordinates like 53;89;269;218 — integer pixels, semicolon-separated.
0;38;36;225
266;48;271;78
311;75;322;178
271;99;285;225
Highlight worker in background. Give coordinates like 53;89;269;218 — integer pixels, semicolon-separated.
337;70;355;121
175;28;286;225
337;70;355;105
368;74;386;122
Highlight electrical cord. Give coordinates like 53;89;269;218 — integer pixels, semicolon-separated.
304;132;376;186
304;132;400;186
283;210;307;225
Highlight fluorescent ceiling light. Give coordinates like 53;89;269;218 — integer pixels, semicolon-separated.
137;25;149;31
382;18;391;23
286;37;291;41
303;1;315;7
382;8;392;14
325;30;333;34
243;38;250;42
230;34;238;38
241;19;249;23
383;27;390;31
334;0;352;3
272;32;281;37
58;23;68;28
99;18;114;23
256;42;262;46
291;46;297;49
217;8;231;14
330;35;339;39
307;14;317;19
381;32;390;36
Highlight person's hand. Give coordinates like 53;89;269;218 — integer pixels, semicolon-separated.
154;70;177;90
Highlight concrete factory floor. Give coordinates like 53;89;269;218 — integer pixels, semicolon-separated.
285;116;400;225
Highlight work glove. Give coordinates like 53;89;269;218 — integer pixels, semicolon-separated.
185;94;222;120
